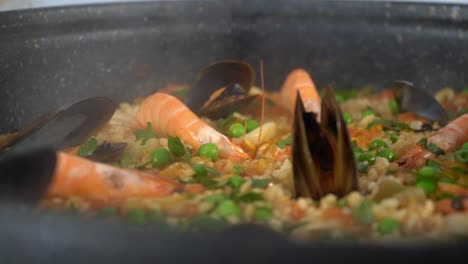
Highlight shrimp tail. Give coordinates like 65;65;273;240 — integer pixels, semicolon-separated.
397;145;431;168
280;69;321;116
47;152;181;205
398;113;468;168
136;92;249;161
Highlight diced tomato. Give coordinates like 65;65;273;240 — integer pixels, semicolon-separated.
291;202;306;221
321;207;355;226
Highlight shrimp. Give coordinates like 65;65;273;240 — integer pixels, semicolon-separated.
398;113;468;168
434;183;468;214
136;92;249;161
279;69;321;116
47;152;181;205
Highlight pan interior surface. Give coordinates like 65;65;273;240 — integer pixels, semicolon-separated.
0;0;467;261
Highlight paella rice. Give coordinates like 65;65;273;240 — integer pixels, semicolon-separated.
7;62;467;242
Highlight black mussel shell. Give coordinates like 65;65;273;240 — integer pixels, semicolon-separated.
292;94;324;198
292;87;358;199
184;61;255;114
199;83;260;119
87;142;128;163
0;148;56;204
0;111;55;151
391;80;448;126
321;87;358;196
1;97;116;152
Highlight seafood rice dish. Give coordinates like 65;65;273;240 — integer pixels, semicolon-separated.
1;61;467;242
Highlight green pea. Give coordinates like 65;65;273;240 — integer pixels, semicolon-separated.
342;112;353;124
461;143;468;160
378;148;396;162
361;109;376;119
254;206;273;222
151;147;172;168
377;218;400;235
216;200;241;218
416;179;437;194
246;119;259;132
357;152;377;165
369;139;388;150
352;141;363;153
417;166;438;181
229;123;245;138
352;199;374;224
192;163;207;178
127;208;146;225
389;99;400;115
251;178;270;189
203;193;227;205
357;162;370;173
462;142;468;150
227;175;246;191
389;133;399;144
353;148;363;155
353;152;362;160
199;143;219;161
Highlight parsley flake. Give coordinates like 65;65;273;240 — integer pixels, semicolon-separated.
78;138;98;157
276;135;292;149
168;136;186;157
135;122;155;145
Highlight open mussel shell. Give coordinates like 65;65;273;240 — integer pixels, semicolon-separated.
184;61;255;116
391;80;448;126
0;97;116;152
198;83;260;119
321;87;358;196
0;148;56;204
87;142;128;163
292;94;323;198
0;111;56;151
292;87;358;199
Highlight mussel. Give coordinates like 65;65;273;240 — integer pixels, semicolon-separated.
185;61;259;119
0;145;127;204
198;83;260;119
292;86;358;199
0;148;56;203
391;80;448;126
86;142;128;162
0;97;121;160
0;111;56;151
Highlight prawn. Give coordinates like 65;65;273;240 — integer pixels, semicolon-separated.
279;69;321;116
272;68;321;161
136;92;249;161
47;152;181;205
398;113;468;168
